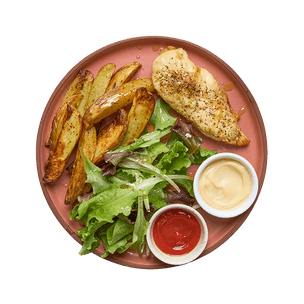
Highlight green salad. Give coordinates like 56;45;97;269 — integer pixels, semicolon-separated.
70;98;216;257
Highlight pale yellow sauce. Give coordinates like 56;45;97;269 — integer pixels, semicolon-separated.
198;159;252;211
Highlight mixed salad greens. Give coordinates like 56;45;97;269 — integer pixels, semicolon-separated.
70;98;216;257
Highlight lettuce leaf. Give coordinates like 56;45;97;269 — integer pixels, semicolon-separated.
108;127;172;154
78;220;105;255
101;234;133;258
147;182;167;216
171;120;202;154
130;197;149;254
70;98;217;258
109;168;143;185
106;218;133;246
169;169;194;197
97;218;134;258
191;147;217;165
149;98;177;130
105;98;175;156
117;155;180;192
138;142;169;164
80;148;111;194
156;140;191;174
72;177;164;222
70;176;169;255
105;142;168;168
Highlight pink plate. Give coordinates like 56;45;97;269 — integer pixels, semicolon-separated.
36;36;267;269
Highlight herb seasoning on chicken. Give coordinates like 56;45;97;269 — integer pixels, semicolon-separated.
152;47;249;146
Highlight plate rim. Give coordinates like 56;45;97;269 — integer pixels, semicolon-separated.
36;35;268;269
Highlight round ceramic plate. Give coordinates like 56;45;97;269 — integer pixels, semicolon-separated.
36;36;267;269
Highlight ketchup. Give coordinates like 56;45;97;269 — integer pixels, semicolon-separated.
152;208;201;256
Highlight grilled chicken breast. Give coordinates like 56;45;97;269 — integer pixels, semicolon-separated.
152;47;249;146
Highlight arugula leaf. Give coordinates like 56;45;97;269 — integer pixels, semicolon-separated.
149;98;177;130
80;148;111;194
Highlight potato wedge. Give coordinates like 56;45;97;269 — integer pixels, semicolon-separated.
65;125;97;205
62;71;84;104
48;94;83;156
83;78;155;129
77;70;94;116
105;62;142;92
86;63;116;109
45;71;85;147
121;87;156;146
43;105;83;183
93;109;129;165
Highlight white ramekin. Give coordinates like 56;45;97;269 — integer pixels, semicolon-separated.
193;153;259;218
146;204;208;266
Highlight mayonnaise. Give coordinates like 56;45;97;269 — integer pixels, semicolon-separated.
198;159;252;211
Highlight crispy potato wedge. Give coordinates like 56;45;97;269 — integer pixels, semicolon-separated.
121;87;156;146
45;71;85;147
105;62;142;92
62;71;84;104
83;78;155;129
86;63;116;109
93;109;129;165
48;94;83;156
65;125;97;205
77;70;94;116
43;105;83;183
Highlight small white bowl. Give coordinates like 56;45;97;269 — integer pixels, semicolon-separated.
146;204;208;266
193;153;259;218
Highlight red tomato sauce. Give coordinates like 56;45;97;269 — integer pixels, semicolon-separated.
152;208;201;256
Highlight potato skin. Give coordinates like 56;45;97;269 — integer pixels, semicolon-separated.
43;105;83;183
121;87;156;146
45;71;85;147
86;63;116;109
64;125;97;205
77;70;94;116
61;63;140;204
105;62;141;92
65;109;128;204
93;109;129;165
48;94;83;156
62;71;84;103
43;64;153;202
83;78;155;129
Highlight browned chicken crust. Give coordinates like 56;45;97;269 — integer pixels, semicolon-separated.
152;47;249;146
